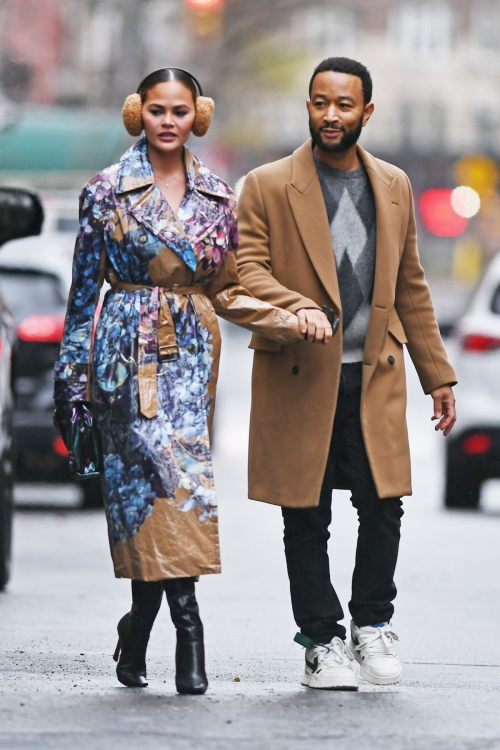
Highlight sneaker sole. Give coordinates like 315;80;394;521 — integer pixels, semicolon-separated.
301;673;358;691
359;665;403;685
350;640;403;686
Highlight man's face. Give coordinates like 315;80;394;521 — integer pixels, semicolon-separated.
307;71;374;153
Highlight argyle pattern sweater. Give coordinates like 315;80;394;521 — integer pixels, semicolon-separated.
315;155;376;363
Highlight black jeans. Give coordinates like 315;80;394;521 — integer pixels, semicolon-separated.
282;362;404;643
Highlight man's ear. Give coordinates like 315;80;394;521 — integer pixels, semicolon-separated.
306;99;311;114
362;102;375;127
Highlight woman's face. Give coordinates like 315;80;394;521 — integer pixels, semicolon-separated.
142;80;196;154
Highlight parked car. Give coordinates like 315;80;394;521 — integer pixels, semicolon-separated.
445;253;500;509
0;228;103;509
0;187;44;589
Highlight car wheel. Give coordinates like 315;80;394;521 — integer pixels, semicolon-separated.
444;451;481;509
0;470;14;590
81;477;104;509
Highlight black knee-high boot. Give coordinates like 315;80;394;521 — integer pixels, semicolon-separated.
113;580;163;688
164;578;208;695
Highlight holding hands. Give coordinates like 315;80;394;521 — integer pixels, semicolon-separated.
297;308;334;344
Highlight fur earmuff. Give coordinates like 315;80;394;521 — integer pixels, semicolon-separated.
192;96;215;137
122;93;143;136
122;93;215;137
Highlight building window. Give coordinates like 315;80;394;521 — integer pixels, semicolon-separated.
470;0;500;70
391;2;453;63
401;101;445;153
476;109;500;155
291;7;356;58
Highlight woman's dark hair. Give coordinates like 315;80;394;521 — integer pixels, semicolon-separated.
309;57;372;104
138;68;200;104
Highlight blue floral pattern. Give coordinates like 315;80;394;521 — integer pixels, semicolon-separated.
54;138;300;581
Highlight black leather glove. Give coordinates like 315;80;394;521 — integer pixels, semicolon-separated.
53;400;90;450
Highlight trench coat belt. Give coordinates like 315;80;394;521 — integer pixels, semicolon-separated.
110;279;207;420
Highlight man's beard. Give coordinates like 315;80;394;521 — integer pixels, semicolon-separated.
309;116;363;153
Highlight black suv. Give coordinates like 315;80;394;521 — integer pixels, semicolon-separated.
0;228;103;510
0;187;44;590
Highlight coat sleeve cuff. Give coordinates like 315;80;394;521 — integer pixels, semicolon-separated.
420;364;458;395
53;361;90;402
423;379;457;395
287;299;322;314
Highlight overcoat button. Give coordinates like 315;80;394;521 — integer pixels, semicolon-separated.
139;234;148;244
388;355;395;365
292;365;300;375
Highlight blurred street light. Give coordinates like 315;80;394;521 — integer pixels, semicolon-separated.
452;237;482;283
185;0;223;37
454;154;498;195
451;186;481;219
186;0;223;7
420;189;468;237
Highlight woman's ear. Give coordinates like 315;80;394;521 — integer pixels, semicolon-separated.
192;97;215;137
122;94;143;136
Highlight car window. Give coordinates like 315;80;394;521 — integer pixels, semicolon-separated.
56;217;80;233
0;270;66;322
491;284;500;315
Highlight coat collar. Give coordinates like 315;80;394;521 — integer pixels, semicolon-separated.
115;137;233;200
289;139;394;193
286;139;341;311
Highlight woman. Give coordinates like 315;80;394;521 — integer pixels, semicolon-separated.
53;67;310;694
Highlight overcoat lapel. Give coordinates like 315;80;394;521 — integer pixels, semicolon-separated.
358;146;403;388
286;141;341;312
286;139;403;390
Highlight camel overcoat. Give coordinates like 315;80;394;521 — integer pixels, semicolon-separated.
236;139;457;507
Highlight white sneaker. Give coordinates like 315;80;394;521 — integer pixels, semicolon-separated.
298;635;358;690
350;621;403;685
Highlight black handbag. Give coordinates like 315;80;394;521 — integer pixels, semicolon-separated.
53;246;106;480
54;401;102;479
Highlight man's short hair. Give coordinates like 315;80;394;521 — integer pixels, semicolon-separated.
309;57;373;104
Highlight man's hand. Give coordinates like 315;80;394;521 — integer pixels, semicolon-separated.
297;308;333;344
430;385;456;436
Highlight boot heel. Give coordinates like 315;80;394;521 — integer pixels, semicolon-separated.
113;639;120;662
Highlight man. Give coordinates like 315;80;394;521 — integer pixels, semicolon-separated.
236;57;456;690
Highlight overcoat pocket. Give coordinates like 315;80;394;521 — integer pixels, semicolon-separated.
248;334;282;353
387;319;408;345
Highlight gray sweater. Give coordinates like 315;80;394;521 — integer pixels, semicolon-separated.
315;155;376;363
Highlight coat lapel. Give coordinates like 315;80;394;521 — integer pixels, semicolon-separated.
286;140;341;312
357;146;403;382
286;139;403;384
114;140;234;273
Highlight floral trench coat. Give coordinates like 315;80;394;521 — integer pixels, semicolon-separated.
54;139;302;581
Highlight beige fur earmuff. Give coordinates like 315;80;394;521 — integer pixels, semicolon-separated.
122;93;215;138
191;96;215;137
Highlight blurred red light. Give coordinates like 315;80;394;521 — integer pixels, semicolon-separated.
17;314;65;343
185;0;223;7
461;333;500;352
52;436;69;457
420;189;468;237
462;433;492;455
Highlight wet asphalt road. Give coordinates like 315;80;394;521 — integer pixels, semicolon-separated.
1;326;500;750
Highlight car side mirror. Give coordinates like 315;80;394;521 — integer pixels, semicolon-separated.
0;187;44;247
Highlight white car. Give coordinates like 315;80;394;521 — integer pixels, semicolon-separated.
445;253;500;508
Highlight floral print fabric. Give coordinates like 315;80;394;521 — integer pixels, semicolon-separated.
54;140;237;580
54;138;301;581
